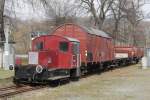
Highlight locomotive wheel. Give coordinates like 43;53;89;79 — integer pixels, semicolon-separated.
13;78;22;87
136;59;139;64
71;76;80;81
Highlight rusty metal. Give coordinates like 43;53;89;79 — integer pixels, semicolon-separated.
0;85;45;98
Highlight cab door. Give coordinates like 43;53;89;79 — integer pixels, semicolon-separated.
72;42;80;68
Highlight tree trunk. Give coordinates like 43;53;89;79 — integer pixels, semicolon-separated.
0;0;5;42
97;19;104;30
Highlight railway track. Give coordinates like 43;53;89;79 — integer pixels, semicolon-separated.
0;85;46;98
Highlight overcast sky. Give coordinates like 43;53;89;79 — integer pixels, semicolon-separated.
4;0;150;21
5;0;47;21
142;3;150;20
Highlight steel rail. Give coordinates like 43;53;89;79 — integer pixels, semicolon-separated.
0;85;45;98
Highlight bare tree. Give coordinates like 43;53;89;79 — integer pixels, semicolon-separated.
108;0;144;45
79;0;114;29
125;0;144;27
29;0;81;26
124;0;144;45
0;0;5;42
0;0;19;43
110;0;127;43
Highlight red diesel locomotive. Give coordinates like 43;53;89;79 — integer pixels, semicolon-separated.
13;23;143;84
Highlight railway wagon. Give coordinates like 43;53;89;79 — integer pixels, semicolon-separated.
52;23;114;71
140;48;144;57
13;23;114;84
115;46;143;65
134;47;144;58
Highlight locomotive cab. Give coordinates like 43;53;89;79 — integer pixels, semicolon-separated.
14;35;81;84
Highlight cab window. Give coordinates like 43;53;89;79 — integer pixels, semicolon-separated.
35;42;43;50
59;42;69;52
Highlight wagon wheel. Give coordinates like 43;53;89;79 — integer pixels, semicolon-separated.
49;80;60;87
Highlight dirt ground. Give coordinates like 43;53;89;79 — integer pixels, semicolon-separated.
6;64;150;100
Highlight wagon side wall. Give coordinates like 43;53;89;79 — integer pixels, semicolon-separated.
52;24;114;66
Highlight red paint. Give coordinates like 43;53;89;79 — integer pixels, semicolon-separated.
32;35;79;69
30;23;143;71
52;23;114;64
15;57;22;65
115;46;144;58
133;47;144;58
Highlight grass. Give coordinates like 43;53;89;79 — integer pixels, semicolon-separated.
0;77;13;87
0;68;14;79
10;64;144;100
0;68;14;87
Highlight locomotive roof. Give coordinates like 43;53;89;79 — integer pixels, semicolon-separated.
65;36;80;42
80;25;112;38
32;35;80;43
